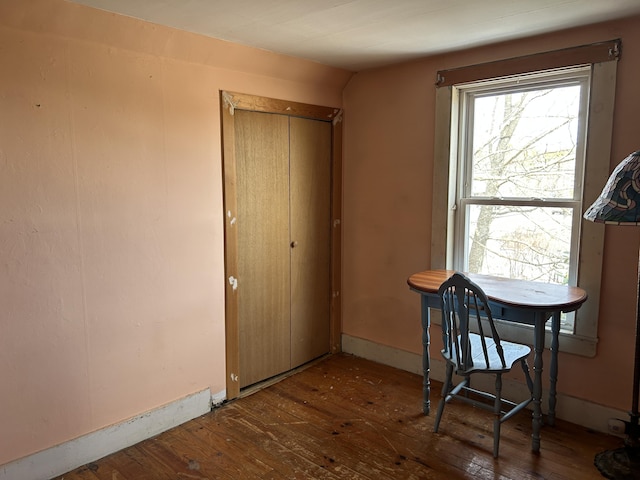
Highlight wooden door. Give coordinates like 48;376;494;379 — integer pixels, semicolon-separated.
235;110;291;388
289;116;332;367
234;112;331;387
222;91;342;399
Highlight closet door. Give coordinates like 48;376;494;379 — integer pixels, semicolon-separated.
290;116;331;367
222;91;341;399
235;110;291;388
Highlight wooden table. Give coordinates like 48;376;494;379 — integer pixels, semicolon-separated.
407;269;588;453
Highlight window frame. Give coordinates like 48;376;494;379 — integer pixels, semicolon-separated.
431;41;620;356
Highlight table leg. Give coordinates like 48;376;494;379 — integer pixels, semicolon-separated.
421;295;431;415
531;316;545;453
548;311;560;427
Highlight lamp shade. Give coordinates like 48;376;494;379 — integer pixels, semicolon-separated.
584;151;640;225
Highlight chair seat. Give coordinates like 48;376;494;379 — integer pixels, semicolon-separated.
442;333;531;374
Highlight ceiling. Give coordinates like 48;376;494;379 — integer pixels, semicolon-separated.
68;0;640;71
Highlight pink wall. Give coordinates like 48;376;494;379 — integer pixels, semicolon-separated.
0;0;351;467
4;0;639;469
343;15;640;412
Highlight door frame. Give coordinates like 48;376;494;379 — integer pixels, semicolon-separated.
220;91;343;400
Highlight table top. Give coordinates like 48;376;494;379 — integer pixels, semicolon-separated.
407;269;588;312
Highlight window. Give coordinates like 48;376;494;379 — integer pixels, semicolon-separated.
455;67;590;333
431;41;620;356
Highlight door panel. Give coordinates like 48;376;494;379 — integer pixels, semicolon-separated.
289;116;332;367
235;110;291;388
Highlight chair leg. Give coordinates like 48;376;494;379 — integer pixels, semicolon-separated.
520;358;533;394
434;364;454;433
493;374;503;458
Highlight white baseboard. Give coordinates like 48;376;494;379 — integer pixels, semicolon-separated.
342;334;626;437
0;388;213;480
211;388;227;407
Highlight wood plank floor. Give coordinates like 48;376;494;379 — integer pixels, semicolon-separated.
54;354;620;479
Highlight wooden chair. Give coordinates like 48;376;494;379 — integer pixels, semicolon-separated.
433;272;534;457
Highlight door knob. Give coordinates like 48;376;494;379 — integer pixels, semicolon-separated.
291;241;298;248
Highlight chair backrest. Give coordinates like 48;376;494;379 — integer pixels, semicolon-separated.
438;272;506;373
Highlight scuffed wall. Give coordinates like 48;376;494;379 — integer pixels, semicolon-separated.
0;0;350;466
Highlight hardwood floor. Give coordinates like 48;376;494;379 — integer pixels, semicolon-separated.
54;354;619;479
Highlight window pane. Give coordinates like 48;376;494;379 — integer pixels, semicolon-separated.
466;204;572;285
470;85;581;199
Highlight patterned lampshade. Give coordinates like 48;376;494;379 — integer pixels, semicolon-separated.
584;151;640;225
